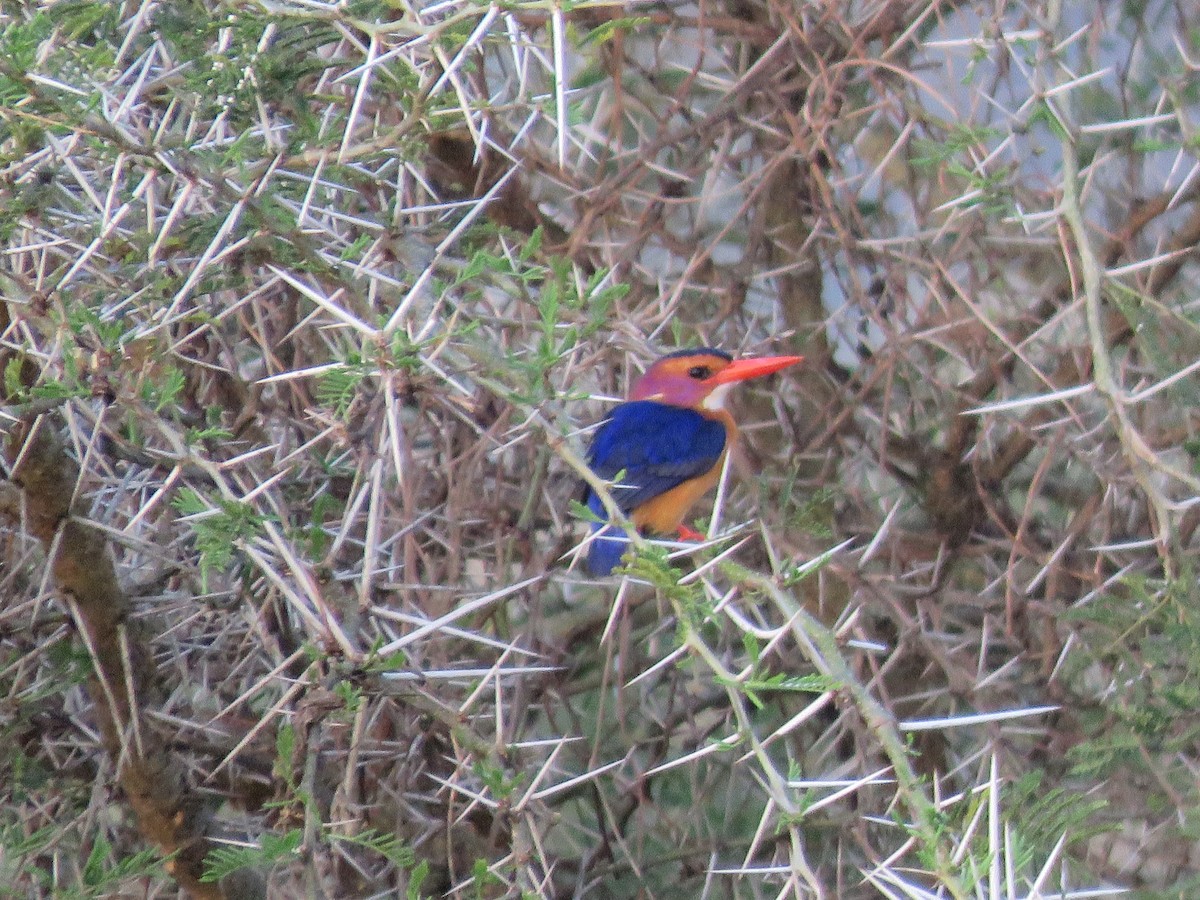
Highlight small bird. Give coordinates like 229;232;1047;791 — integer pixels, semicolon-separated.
583;348;802;576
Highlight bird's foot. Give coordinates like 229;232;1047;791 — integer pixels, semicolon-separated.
675;524;706;542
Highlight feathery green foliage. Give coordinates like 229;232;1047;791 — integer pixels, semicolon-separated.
1;0;1198;896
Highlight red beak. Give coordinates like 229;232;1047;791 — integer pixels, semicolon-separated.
708;354;803;385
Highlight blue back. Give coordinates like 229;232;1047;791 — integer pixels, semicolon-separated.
584;401;726;575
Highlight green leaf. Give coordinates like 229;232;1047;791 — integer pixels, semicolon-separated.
172;490;265;590
201;829;302;882
3;356;26;399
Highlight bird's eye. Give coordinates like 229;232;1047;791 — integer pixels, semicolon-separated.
687;365;712;380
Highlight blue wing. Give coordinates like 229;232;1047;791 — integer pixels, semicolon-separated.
586;402;726;514
583;402;726;575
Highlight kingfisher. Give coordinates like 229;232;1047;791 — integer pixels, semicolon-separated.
583;348;802;576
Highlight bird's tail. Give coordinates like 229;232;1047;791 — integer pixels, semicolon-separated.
587;522;630;576
585;490;630;576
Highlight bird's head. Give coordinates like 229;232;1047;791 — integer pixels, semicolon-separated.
629;348;802;411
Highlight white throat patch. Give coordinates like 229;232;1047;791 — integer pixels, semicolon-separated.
701;383;734;411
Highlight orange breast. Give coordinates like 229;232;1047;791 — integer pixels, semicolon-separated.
630;410;736;534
